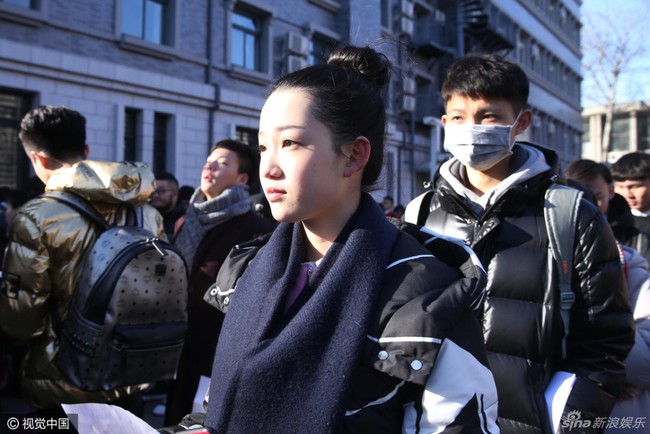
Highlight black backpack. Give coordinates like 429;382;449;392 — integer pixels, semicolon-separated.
44;191;189;392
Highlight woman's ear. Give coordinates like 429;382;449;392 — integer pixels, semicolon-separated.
342;136;371;178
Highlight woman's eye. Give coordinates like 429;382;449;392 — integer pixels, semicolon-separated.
258;145;267;153
282;139;297;147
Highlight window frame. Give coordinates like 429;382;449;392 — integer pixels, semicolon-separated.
637;112;650;151
231;9;263;71
0;0;49;26
0;88;32;189
153;112;172;174
123;107;142;163
305;24;339;66
611;115;631;152
227;0;275;84
309;36;332;66
307;0;340;14
115;0;181;59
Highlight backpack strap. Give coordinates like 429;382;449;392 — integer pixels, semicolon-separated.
404;190;434;226
42;191;110;231
543;183;583;360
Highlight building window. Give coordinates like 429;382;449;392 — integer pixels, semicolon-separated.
309;35;334;65
415;79;435;120
384;151;395;198
2;0;32;8
380;0;390;28
235;126;261;192
518;32;531;67
235;126;259;148
637;112;650;151
231;9;262;70
611;116;631;152
153;113;170;173
122;0;170;45
228;1;275;80
0;90;31;189
582;118;590;145
0;0;49;24
124;108;141;162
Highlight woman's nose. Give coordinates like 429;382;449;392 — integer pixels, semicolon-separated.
260;154;281;179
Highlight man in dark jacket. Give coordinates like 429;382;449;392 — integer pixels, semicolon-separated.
150;172;185;242
612;152;650;263
405;54;634;434
164;139;276;425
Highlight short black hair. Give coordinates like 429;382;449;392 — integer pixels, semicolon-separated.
19;105;86;162
155;172;179;189
442;54;529;115
611;152;650;181
564;159;613;185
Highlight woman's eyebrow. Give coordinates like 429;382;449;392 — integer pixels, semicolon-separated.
259;125;306;138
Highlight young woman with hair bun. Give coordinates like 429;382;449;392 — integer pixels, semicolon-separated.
201;45;500;433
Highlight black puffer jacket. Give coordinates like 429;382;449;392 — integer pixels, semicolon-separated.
410;144;634;434
204;220;500;433
608;193;650;264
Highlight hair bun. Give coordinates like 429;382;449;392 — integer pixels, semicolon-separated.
327;46;391;90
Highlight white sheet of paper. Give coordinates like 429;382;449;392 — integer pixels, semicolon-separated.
544;371;576;433
192;375;211;413
62;402;159;434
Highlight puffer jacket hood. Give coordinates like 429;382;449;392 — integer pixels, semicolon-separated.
46;160;155;205
436;143;558;216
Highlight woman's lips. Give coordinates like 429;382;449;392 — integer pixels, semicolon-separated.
265;188;285;202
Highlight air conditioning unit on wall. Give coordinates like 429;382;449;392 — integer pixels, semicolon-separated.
286;55;308;73
286;32;309;55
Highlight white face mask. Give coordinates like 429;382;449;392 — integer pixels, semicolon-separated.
444;112;522;171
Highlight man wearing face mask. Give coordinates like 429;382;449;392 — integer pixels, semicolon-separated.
405;54;634;434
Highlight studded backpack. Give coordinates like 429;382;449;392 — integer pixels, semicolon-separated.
44;191;189;392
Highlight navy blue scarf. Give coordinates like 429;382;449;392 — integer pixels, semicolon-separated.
205;193;399;433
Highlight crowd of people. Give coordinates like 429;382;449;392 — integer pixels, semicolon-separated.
0;45;647;434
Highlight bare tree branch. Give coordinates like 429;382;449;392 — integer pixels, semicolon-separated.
581;5;649;154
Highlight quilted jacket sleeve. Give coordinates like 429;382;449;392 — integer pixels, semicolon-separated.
559;201;635;431
0;209;52;340
620;244;650;389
